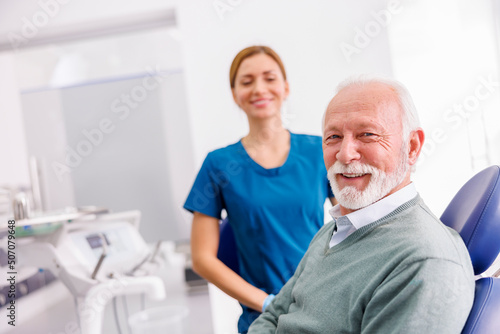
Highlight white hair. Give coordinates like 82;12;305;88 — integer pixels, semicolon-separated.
322;75;421;141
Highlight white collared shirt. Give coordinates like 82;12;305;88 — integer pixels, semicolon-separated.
329;183;418;248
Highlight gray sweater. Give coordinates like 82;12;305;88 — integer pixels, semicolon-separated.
248;196;475;334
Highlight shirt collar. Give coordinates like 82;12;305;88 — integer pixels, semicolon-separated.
329;183;418;230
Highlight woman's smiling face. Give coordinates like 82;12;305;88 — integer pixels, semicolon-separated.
231;53;289;120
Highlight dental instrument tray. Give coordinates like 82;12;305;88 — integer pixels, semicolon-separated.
0;206;109;238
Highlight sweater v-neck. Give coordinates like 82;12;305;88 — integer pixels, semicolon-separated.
323;196;421;255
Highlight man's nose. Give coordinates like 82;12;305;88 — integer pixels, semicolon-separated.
336;138;361;164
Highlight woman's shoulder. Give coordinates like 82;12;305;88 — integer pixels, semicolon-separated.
208;140;240;156
291;132;323;146
203;140;243;166
290;132;323;156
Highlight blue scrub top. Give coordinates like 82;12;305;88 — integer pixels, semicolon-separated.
184;132;333;332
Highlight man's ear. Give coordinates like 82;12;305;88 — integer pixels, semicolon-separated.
408;128;425;166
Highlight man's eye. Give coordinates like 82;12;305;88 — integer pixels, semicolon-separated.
327;135;340;141
362;133;375;137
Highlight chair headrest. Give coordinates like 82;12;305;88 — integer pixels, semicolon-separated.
441;165;500;275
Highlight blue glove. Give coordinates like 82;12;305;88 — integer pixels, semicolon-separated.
262;294;275;312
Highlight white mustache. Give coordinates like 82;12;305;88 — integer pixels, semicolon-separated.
330;161;378;175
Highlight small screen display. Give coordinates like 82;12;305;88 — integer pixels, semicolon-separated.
86;234;110;249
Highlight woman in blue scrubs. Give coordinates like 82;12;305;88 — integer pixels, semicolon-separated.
184;45;335;333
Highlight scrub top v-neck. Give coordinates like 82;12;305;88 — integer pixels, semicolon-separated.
238;133;292;176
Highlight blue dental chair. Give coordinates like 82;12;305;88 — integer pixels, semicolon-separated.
441;165;500;333
217;167;500;333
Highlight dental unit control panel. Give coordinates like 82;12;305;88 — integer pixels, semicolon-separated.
0;210;166;334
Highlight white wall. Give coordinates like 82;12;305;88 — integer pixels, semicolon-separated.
388;0;500;215
0;0;176;39
0;0;186;236
0;0;177;196
0;52;30;188
21;88;76;210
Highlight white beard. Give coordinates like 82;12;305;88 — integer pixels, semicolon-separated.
328;154;409;210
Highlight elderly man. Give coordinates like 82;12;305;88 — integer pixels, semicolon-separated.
248;77;475;333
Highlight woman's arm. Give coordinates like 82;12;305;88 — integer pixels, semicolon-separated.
190;211;269;311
